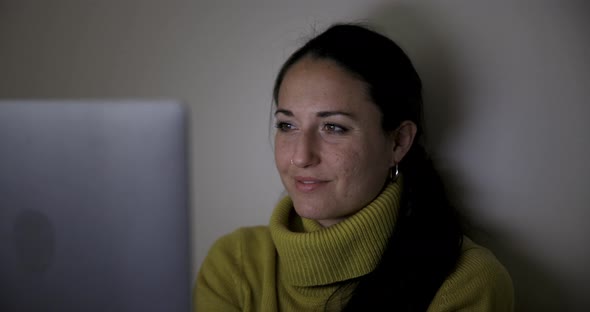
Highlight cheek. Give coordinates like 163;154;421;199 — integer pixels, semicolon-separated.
331;147;363;177
332;151;364;200
274;140;290;171
333;143;387;184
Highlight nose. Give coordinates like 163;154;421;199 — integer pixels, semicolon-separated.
291;131;320;168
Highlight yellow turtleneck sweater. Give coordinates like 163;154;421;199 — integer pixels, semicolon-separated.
194;182;514;311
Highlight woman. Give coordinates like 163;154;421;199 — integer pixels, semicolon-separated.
195;24;514;311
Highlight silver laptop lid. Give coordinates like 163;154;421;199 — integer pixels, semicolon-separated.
0;100;190;311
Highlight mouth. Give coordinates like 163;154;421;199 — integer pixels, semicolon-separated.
294;176;329;193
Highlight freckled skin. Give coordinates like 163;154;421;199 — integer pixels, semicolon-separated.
274;57;397;227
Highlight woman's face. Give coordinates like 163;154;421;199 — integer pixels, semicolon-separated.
274;57;397;227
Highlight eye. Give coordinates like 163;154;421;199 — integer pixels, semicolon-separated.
322;123;348;134
275;121;295;132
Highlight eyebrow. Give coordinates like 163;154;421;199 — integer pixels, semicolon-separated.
274;109;356;119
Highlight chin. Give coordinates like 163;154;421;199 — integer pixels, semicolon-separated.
292;200;334;221
292;201;320;218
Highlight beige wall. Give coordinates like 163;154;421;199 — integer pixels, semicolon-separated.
1;0;589;310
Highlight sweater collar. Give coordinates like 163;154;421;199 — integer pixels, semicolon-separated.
269;181;402;286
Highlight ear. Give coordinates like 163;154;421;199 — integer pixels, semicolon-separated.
390;121;417;165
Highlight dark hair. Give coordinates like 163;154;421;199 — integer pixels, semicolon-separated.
273;24;463;311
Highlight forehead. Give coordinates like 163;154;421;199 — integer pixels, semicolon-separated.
277;58;375;114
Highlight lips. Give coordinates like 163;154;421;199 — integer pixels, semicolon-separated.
294;176;329;192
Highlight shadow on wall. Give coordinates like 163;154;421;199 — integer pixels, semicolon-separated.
473;226;569;311
365;3;566;312
364;4;463;152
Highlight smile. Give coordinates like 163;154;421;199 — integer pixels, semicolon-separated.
294;177;328;193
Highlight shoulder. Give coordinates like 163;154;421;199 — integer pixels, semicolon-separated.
428;237;514;312
194;226;274;311
454;237;513;285
202;225;273;268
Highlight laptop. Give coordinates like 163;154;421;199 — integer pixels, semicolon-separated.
0;100;191;311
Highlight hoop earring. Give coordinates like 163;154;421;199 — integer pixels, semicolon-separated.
389;163;399;183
